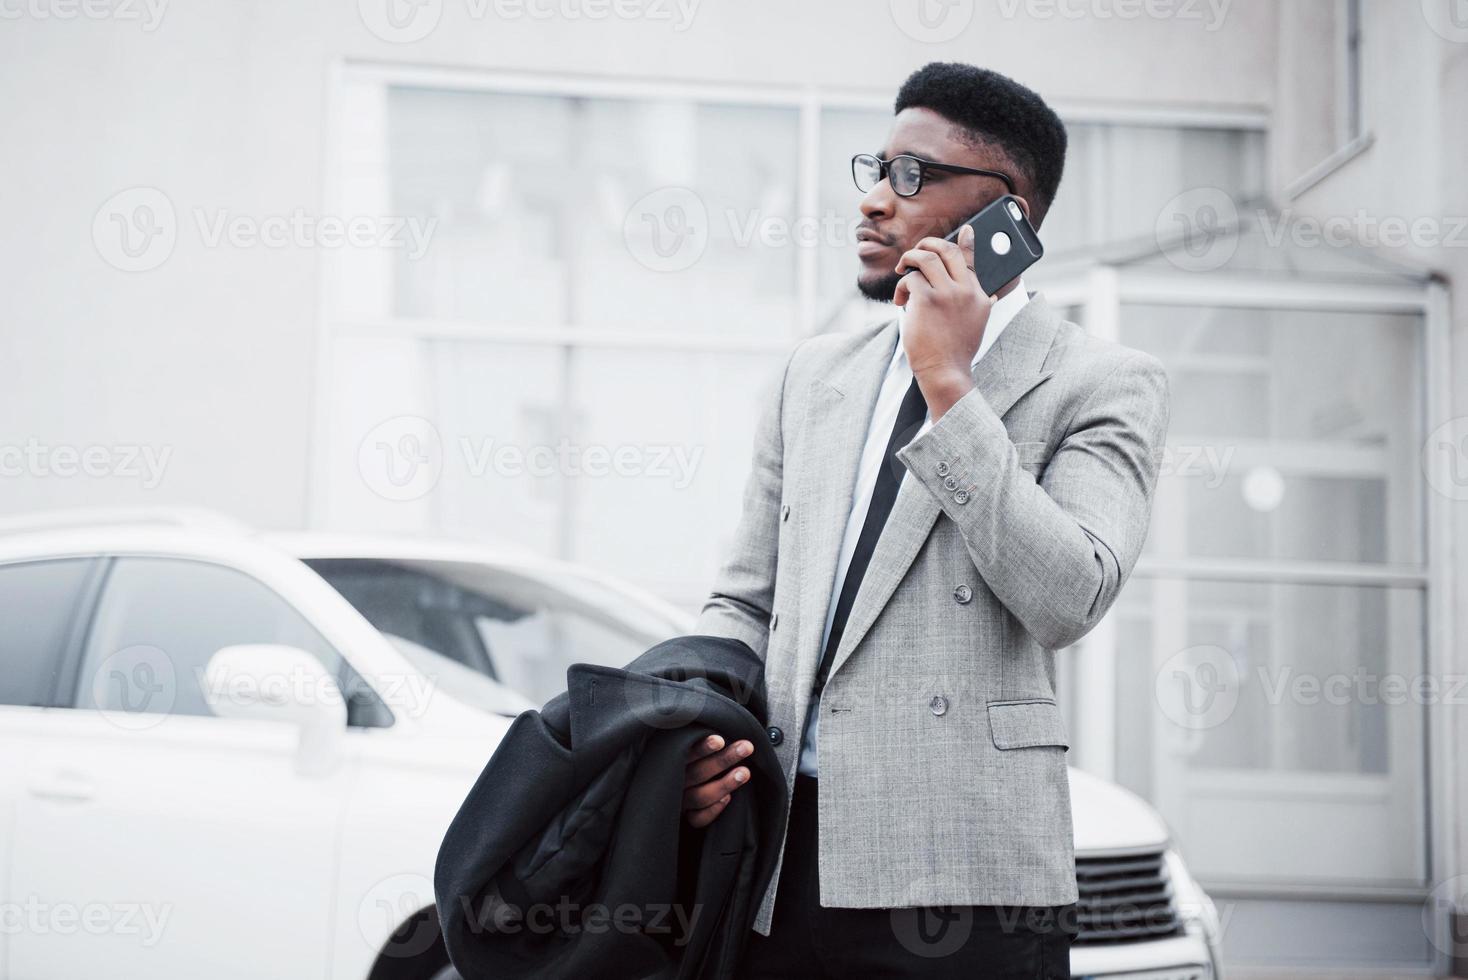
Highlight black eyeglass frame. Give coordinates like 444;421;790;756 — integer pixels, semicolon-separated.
851;152;1017;198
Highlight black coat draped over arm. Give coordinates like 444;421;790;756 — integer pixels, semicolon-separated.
434;635;789;980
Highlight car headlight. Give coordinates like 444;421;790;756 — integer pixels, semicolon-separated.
1165;847;1222;964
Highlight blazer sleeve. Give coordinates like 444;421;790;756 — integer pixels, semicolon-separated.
692;348;796;661
894;350;1171;650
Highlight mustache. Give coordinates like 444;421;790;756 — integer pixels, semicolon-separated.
856;215;962;247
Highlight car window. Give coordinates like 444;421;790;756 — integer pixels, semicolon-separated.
73;558;392;727
306;558;667;707
0;558;98;708
475;604;648;706
383;632;536;717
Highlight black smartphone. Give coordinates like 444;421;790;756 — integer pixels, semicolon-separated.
943;193;1043;295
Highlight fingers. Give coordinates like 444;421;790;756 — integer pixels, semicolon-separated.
894;246;947;286
687;733;725;764
686;794;732;829
683;732;754;827
682;761;751;811
914;235;971;282
685;737;753;787
956;223;976;272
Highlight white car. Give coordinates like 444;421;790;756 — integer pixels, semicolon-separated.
0;509;1221;979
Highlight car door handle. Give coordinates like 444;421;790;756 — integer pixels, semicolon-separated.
29;770;97;803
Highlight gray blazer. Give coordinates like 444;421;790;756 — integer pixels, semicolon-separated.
693;294;1171;936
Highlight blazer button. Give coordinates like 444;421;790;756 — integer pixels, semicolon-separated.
954;489;970;505
943;475;958;491
953;584;973;604
929;695;948;716
781;504;790;522
766;726;784;746
770;612;779;631
936;460;950;477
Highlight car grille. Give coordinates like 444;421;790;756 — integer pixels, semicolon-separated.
1073;847;1185;944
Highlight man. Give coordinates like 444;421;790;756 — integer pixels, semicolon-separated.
683;62;1170;977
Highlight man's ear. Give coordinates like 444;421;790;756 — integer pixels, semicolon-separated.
1010;194;1035;225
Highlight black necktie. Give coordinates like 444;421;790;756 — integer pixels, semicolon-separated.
811;376;929;695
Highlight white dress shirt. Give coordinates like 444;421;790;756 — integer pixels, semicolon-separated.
797;279;1031;777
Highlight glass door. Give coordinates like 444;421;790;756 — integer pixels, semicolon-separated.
1112;299;1430;889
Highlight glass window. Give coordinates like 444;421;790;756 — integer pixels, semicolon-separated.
1111;575;1427;885
1046;123;1266;259
0;558;97;708
1125;305;1425;566
74;558;391;727
1114;577;1424;782
306;558;675;707
341;85;801;338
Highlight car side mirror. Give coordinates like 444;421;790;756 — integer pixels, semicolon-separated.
204;644;347;776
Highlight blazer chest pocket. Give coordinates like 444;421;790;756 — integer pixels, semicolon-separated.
988;698;1069;751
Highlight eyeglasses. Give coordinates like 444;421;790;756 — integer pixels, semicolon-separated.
851;153;1016;198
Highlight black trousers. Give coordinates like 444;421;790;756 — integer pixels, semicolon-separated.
741;774;1076;979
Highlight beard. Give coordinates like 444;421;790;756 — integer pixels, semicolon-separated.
857;268;904;303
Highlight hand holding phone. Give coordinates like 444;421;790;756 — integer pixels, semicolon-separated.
943;194;1044;295
892;194;1043;412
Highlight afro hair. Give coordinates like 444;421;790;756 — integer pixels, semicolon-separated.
895;62;1068;226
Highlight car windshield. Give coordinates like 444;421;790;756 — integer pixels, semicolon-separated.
303;557;682;707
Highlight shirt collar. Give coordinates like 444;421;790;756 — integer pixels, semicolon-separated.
894;276;1030;371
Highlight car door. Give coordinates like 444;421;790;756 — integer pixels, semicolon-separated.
0;556;106;980
7;556;384;980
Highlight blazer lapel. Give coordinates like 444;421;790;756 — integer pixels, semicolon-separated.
794;322;896;693
819;294;1062;685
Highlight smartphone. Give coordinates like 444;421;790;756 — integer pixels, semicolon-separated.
943;194;1043;295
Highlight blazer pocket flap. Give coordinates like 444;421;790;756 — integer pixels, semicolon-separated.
1013;441;1049;473
988;699;1069;750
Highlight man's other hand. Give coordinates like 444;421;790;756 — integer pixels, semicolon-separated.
683;734;754;827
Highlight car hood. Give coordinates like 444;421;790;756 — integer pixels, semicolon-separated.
1068;766;1170;853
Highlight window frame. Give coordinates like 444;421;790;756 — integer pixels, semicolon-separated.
1046;265;1449;907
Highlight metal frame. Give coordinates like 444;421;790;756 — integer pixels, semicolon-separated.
1422;280;1457;968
